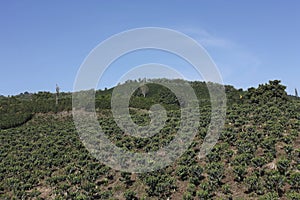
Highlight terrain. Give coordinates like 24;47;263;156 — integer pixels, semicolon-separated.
0;80;299;199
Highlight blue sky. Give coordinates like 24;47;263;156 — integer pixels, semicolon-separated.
0;0;299;95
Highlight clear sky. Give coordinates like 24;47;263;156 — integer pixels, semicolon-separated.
1;0;299;96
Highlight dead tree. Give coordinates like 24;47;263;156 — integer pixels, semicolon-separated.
56;84;60;105
140;84;149;97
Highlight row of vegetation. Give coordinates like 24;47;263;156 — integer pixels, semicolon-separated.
0;80;243;130
0;80;299;199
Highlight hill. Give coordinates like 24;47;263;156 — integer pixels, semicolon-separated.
0;80;299;199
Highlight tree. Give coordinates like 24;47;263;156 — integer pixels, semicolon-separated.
139;84;149;97
295;88;298;97
245;80;288;104
56;84;60;105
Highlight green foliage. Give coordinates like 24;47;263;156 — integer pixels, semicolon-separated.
124;190;137;200
1;79;299;199
245;80;288;105
183;192;194;200
289;172;300;191
251;156;267;168
189;165;204;185
196;189;210;199
264;171;286;193
245;173;264;194
120;172;133;186
221;183;231;194
277;157;290;175
176;165;190;181
233;165;247;182
143;173;176;198
0;97;33;129
259;192;279;200
287;191;300;200
207;162;224;186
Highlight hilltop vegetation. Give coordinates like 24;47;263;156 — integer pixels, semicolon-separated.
0;80;299;199
0;79;242;130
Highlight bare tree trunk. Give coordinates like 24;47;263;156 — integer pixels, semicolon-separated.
55;93;58;105
56;84;60;106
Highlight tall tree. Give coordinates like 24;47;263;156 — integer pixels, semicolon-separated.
56;84;60;105
295;88;298;97
140;85;149;97
245;80;288;104
139;80;149;97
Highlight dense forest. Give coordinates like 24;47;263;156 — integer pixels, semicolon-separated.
0;80;299;199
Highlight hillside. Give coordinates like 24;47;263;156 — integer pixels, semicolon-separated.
0;80;300;199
